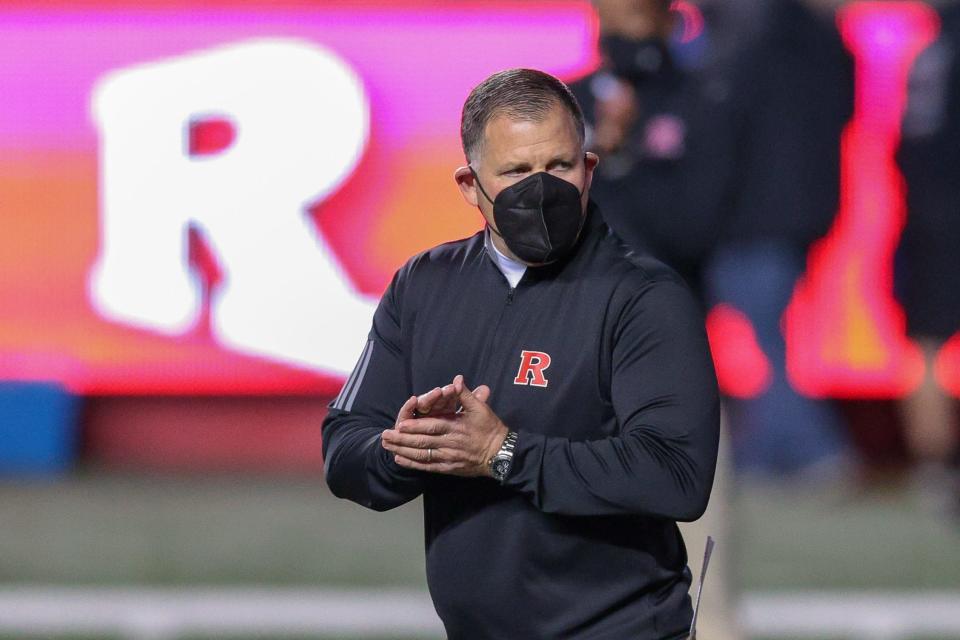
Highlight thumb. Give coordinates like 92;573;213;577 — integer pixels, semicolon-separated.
472;384;491;404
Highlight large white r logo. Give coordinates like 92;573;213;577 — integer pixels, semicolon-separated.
89;39;375;375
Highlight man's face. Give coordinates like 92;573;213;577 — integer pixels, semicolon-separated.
455;103;599;253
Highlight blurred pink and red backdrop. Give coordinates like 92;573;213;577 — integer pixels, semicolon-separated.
2;0;959;419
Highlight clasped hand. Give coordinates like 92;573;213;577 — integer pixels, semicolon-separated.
381;375;508;478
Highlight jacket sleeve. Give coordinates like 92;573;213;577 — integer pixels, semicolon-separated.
321;269;426;511
502;279;720;521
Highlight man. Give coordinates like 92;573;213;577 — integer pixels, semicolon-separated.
322;68;720;639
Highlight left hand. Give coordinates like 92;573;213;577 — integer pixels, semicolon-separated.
381;375;508;477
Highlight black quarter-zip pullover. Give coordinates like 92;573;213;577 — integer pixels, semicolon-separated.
322;204;720;639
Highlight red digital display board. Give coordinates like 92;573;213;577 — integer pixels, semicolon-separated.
0;1;597;395
2;0;957;399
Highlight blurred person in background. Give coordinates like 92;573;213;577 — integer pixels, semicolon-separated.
573;0;856;481
705;0;854;481
896;0;960;516
572;0;734;294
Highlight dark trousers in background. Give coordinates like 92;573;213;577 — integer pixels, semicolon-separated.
705;240;850;478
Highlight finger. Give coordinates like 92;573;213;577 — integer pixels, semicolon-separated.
381;432;446;450
472;384;491;404
455;377;484;412
394;455;430;471
441;377;463;413
394;455;457;474
423;383;459;416
415;387;442;415
396;417;453;435
437;382;459;408
384;444;445;463
395;395;418;425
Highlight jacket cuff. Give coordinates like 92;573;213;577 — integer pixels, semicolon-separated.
500;430;546;493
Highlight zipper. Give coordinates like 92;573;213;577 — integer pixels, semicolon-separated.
474;286;517;382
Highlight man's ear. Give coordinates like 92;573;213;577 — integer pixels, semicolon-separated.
454;166;479;207
584;151;600;192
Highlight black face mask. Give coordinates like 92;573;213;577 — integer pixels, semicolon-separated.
600;35;672;82
471;168;586;265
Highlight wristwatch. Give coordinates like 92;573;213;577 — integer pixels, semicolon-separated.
488;430;518;483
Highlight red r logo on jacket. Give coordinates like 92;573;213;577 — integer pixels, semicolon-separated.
514;350;551;387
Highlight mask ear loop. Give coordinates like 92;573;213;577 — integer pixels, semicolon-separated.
469;166;508;242
468;166;496;205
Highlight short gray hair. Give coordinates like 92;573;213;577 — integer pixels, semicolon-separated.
460;68;585;164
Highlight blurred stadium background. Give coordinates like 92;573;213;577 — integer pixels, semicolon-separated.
1;0;958;638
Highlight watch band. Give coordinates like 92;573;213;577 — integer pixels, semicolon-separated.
499;431;518;456
489;431;519;482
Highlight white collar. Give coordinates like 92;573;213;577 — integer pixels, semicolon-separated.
485;229;526;288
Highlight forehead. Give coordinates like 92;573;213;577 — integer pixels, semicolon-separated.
479;104;581;167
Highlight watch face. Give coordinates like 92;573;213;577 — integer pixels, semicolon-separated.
493;458;511;479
